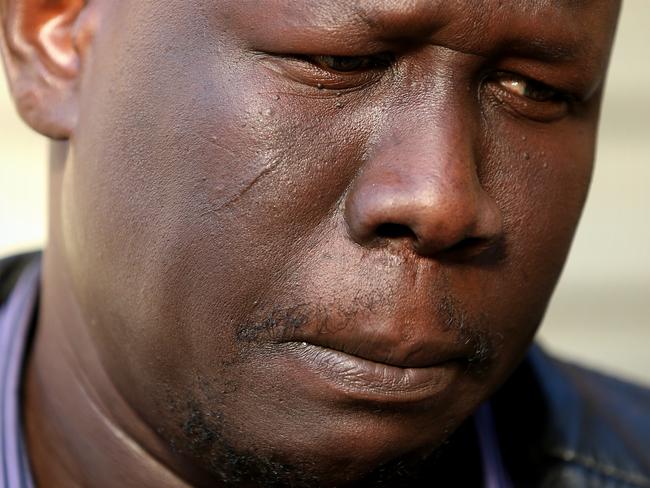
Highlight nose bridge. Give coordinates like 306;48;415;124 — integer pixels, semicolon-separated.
371;112;483;218
344;98;502;256
403;105;479;194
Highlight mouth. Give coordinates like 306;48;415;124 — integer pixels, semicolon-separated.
276;341;465;405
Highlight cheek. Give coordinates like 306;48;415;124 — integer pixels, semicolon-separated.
491;120;595;273
61;5;378;409
60;7;287;403
472;115;596;355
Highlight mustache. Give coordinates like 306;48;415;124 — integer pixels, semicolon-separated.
236;292;497;369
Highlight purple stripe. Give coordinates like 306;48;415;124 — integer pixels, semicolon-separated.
2;289;31;488
0;301;10;488
475;402;513;488
1;258;39;488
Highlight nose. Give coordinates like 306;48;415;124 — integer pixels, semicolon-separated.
344;118;503;258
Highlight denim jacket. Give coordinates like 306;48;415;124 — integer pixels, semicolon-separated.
1;252;648;487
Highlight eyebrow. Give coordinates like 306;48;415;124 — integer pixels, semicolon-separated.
501;37;582;63
347;1;589;64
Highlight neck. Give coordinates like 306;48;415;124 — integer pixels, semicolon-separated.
22;142;195;488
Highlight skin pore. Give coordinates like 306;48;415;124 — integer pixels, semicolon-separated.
1;0;620;486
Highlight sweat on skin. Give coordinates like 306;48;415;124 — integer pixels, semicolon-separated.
0;0;621;486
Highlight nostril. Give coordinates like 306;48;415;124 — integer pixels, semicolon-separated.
375;223;417;240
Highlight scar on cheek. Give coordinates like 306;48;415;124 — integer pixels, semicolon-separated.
198;158;283;218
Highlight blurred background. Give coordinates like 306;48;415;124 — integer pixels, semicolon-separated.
1;2;648;385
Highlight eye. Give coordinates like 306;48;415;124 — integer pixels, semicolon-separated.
264;52;394;91
308;54;394;73
497;75;563;103
487;72;574;122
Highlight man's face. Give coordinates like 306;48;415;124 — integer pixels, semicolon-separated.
57;0;619;485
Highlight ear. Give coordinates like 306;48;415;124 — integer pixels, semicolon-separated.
0;0;95;139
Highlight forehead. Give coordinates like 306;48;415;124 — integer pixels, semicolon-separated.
219;0;619;59
225;0;599;28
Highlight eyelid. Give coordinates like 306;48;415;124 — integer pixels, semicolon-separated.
262;53;394;91
492;70;583;105
483;71;575;123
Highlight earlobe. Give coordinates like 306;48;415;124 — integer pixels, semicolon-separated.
0;0;92;139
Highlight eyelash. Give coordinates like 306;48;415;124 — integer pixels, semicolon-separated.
305;54;395;73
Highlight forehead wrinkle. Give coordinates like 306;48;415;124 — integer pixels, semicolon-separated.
224;0;617;71
310;0;601;30
232;0;615;32
287;0;603;53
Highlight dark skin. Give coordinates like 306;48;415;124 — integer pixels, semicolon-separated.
1;0;621;486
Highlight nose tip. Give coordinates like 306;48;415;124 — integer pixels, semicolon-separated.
344;176;503;258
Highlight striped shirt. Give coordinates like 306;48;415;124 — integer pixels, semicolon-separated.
0;255;510;488
0;255;38;488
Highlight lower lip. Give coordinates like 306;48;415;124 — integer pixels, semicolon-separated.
277;342;462;404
